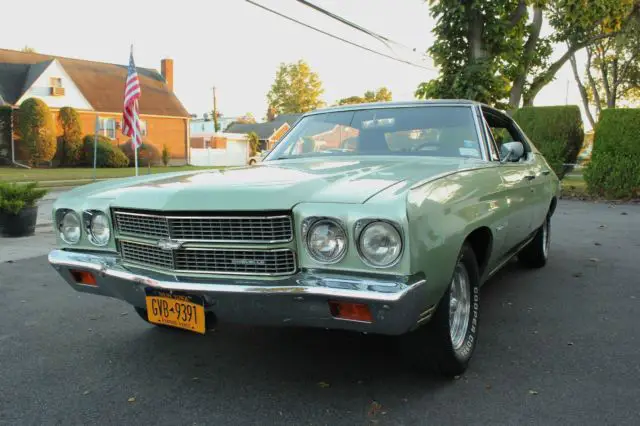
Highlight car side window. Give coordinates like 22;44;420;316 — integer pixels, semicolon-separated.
483;110;531;162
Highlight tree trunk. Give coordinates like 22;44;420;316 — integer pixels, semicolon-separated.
569;52;596;128
585;47;602;118
466;3;485;61
525;32;618;105
508;7;543;110
611;58;619;108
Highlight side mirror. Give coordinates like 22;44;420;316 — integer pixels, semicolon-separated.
500;141;524;163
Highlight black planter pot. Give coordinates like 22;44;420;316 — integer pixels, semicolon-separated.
0;206;39;237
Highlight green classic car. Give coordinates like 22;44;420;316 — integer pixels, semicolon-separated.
49;100;560;377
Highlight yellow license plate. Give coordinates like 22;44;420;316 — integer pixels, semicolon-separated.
145;290;206;334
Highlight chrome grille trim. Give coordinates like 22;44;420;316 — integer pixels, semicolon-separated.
113;210;293;243
120;240;175;269
118;241;296;276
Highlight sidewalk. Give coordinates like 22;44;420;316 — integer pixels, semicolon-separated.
0;189;66;262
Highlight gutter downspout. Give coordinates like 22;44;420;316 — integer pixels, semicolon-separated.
9;106;30;169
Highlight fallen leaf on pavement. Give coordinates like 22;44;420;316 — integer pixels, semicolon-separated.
589;258;599;263
83;390;90;395
128;397;136;403
529;390;539;395
621;212;628;215
368;401;383;417
598;225;607;229
567;342;574;346
192;377;200;381
120;312;128;316
594;242;602;246
317;381;330;388
572;272;583;278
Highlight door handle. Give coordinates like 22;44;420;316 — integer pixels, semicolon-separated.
524;174;536;181
541;170;551;176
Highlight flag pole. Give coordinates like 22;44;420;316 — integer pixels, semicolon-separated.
133;108;139;176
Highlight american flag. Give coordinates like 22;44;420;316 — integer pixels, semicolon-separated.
122;49;142;149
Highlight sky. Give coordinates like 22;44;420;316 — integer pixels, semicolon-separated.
3;0;591;127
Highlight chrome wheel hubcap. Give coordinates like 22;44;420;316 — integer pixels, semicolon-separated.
449;263;471;351
542;219;550;258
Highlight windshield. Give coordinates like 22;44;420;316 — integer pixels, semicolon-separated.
268;106;482;160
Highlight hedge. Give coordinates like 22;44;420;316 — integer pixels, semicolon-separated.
119;140;161;167
16;98;57;165
512;106;584;179
584;108;640;199
81;135;129;168
56;107;83;166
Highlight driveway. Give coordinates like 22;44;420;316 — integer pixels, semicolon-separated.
0;200;638;425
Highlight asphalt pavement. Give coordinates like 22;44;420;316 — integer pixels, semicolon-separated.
0;200;639;425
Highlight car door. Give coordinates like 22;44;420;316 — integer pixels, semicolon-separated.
483;116;536;252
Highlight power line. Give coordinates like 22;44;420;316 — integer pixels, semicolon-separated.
295;0;416;53
244;0;436;72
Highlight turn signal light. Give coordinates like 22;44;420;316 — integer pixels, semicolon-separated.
328;301;373;322
70;269;97;286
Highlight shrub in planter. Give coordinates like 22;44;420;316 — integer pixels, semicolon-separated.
512;106;584;178
0;182;48;237
584;108;640;199
81;135;129;168
16;98;57;166
119;140;162;167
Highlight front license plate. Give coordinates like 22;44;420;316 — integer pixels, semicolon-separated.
145;289;206;334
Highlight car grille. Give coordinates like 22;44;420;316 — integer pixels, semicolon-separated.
113;210;293;243
119;241;296;276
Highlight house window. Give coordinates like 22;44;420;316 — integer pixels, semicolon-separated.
99;118;117;139
50;77;62;88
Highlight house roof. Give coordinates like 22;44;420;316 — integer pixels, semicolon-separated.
0;49;189;117
225;113;302;140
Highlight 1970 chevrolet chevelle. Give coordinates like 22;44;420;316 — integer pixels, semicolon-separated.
49;100;560;377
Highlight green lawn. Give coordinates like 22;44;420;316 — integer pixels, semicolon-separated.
561;171;588;197
0;166;221;187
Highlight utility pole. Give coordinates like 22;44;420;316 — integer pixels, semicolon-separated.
212;86;219;133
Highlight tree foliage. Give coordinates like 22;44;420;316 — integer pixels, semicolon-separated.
57;106;83;166
267;60;324;114
247;131;260;156
236;113;256;124
338;87;393;105
417;0;638;109
16;98;56;165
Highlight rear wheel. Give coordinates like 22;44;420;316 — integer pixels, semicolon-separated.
518;215;550;268
402;243;480;378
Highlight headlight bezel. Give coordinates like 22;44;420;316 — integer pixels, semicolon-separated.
83;210;111;246
57;209;82;245
302;217;348;264
355;219;404;268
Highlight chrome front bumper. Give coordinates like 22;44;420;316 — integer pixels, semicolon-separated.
48;249;435;335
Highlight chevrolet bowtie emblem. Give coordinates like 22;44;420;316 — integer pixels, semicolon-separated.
157;239;183;250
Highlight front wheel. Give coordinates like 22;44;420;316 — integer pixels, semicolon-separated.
401;243;480;378
518;215;550;268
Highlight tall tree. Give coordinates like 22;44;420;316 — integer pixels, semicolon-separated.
587;18;640;109
267;60;324;114
338;87;393;105
416;0;638;109
20;46;36;53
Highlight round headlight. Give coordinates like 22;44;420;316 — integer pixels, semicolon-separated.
306;219;347;263
59;211;81;244
89;212;110;246
358;221;402;267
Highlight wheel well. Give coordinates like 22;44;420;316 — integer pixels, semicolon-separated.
465;227;493;276
549;197;558;217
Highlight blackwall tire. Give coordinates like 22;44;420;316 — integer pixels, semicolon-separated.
518;215;550;268
401;242;481;378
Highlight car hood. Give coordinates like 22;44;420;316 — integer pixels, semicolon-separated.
60;157;490;211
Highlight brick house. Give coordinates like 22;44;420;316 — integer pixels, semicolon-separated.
0;48;190;164
225;114;302;151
